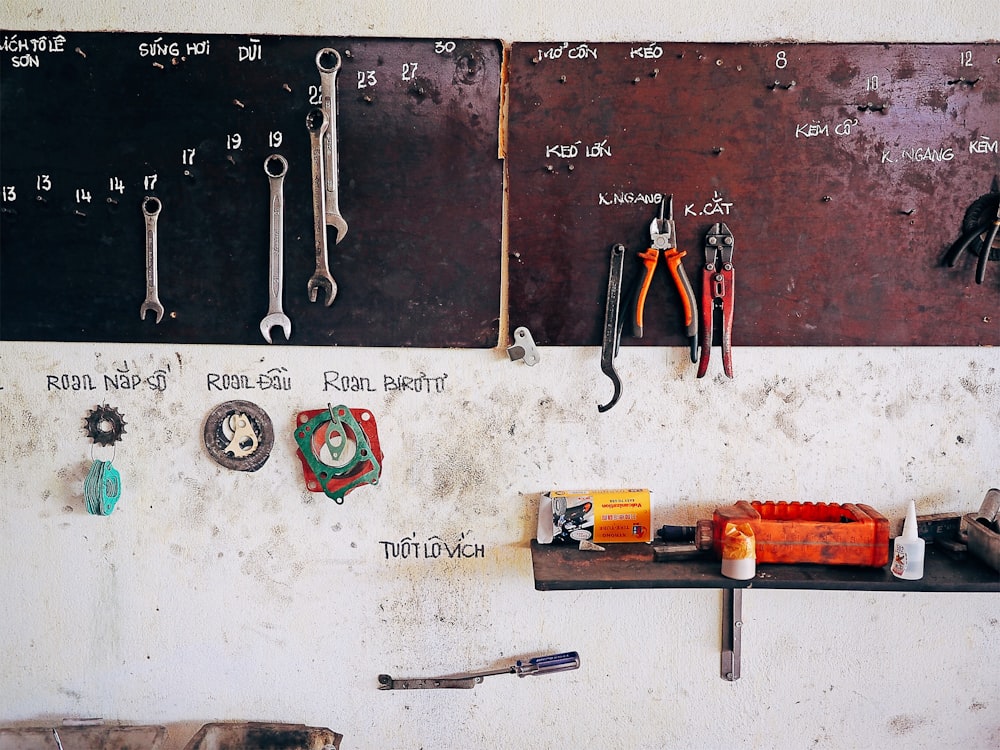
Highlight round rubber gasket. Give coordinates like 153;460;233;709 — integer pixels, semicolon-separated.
203;400;274;472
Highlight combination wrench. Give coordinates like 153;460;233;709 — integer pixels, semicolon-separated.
305;108;337;306
316;48;349;243
139;196;164;323
259;155;292;344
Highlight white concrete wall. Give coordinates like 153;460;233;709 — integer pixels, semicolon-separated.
1;2;998;749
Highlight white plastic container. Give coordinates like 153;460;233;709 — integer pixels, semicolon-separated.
890;500;925;580
720;522;756;580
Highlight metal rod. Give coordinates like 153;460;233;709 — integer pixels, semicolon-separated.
721;588;743;681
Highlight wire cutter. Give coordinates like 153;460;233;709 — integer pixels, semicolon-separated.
697;222;735;379
630;195;699;362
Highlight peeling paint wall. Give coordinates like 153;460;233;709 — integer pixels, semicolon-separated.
2;2;999;749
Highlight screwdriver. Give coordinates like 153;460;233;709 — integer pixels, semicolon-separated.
377;651;580;690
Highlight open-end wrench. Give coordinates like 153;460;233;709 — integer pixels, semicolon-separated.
260;155;292;344
316;48;349;243
305;107;337;306
139;196;164;323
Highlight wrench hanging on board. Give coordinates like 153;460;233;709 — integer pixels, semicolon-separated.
259;154;292;344
315;48;349;242
305;107;338;306
139;196;164;324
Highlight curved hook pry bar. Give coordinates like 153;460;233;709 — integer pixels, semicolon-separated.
598;244;626;413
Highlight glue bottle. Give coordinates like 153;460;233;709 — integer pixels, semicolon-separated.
890;500;925;580
720;522;756;580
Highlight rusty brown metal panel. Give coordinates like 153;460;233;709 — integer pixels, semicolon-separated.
0;33;502;347
0;725;166;750
507;42;1000;346
182;722;342;750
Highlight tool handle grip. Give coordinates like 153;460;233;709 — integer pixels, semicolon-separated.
664;249;696;329
943;225;981;267
975;220;1000;284
658;524;697;542
697;267;715;378
515;651;581;677
632;248;659;336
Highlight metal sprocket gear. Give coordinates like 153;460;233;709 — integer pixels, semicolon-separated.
84;404;127;445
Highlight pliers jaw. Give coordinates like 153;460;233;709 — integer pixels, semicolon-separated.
649;219;668;249
697;222;735;379
649;194;675;250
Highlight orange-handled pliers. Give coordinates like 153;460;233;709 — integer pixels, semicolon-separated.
630;195;699;362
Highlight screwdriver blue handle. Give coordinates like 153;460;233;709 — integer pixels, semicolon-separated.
514;651;581;677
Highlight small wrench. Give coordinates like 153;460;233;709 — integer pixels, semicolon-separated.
306;108;337;306
260;155;292;344
139;196;164;323
316;48;348;242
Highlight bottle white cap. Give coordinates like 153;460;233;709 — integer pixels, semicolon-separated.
901;499;919;540
891;500;925;580
721;556;755;580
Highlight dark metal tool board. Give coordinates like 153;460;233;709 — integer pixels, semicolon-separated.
0;32;503;346
507;42;1000;347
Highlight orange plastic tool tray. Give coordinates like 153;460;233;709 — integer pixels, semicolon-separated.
709;501;889;567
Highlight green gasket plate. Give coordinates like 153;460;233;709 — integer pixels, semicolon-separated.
294;406;382;503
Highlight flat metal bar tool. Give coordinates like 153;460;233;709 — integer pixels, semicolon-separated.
721;589;743;681
378;651;580;690
598;244;626;412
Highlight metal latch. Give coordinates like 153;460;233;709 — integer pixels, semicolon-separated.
507;326;540;366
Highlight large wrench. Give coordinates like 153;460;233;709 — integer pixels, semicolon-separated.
260;155;292;344
316;48;348;242
139;196;164;323
305;108;337;306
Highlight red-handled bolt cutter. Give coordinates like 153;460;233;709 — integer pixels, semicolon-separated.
697;222;735;378
630;195;699;362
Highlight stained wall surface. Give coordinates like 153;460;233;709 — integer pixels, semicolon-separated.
1;2;998;749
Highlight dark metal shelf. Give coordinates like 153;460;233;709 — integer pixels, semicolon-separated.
530;540;1000;593
531;539;997;681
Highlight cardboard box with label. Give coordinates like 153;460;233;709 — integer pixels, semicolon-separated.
537;489;652;544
